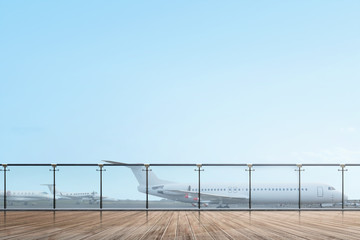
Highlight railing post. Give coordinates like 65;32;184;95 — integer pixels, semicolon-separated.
1;164;10;210
295;164;304;209
338;164;347;209
97;164;106;209
142;164;151;209
245;164;254;209
49;164;58;209
194;164;203;210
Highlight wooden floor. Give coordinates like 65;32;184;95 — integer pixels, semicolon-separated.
1;211;360;239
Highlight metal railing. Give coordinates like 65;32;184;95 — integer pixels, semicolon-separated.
0;163;359;211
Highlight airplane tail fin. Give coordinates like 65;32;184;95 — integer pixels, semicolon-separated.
103;161;173;186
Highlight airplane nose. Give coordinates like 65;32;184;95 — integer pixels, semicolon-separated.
333;191;344;202
337;191;346;202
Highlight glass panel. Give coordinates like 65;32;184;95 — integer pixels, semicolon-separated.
201;166;248;209
56;166;99;209
251;166;298;209
103;165;145;209
148;166;197;209
6;166;52;209
301;166;341;209
0;166;4;209
344;166;360;209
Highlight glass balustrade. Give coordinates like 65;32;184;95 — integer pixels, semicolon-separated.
55;166;99;209
250;166;298;209
5;166;52;209
1;164;358;210
301;166;341;209
201;165;248;209
145;165;197;209
344;166;360;209
102;164;145;209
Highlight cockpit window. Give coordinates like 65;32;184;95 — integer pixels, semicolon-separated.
328;187;335;190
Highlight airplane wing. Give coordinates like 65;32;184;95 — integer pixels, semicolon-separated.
168;190;248;203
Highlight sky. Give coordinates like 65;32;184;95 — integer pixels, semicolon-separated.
1;1;360;201
1;1;360;165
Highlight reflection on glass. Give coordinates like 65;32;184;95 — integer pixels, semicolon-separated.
56;166;99;209
5;166;52;209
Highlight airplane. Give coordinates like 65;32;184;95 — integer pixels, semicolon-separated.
104;161;347;208
42;184;101;204
0;190;52;205
42;184;118;204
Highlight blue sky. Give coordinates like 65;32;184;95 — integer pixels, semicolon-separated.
1;1;360;165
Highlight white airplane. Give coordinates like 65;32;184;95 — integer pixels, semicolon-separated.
42;184;101;204
0;190;52;204
105;161;346;208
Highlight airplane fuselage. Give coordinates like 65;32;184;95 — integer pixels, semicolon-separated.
138;183;344;205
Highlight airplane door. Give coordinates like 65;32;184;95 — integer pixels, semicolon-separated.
317;187;323;197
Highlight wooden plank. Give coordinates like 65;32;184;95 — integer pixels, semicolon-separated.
186;211;214;239
2;211;360;239
175;211;194;240
161;211;178;239
191;212;233;240
138;212;174;240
